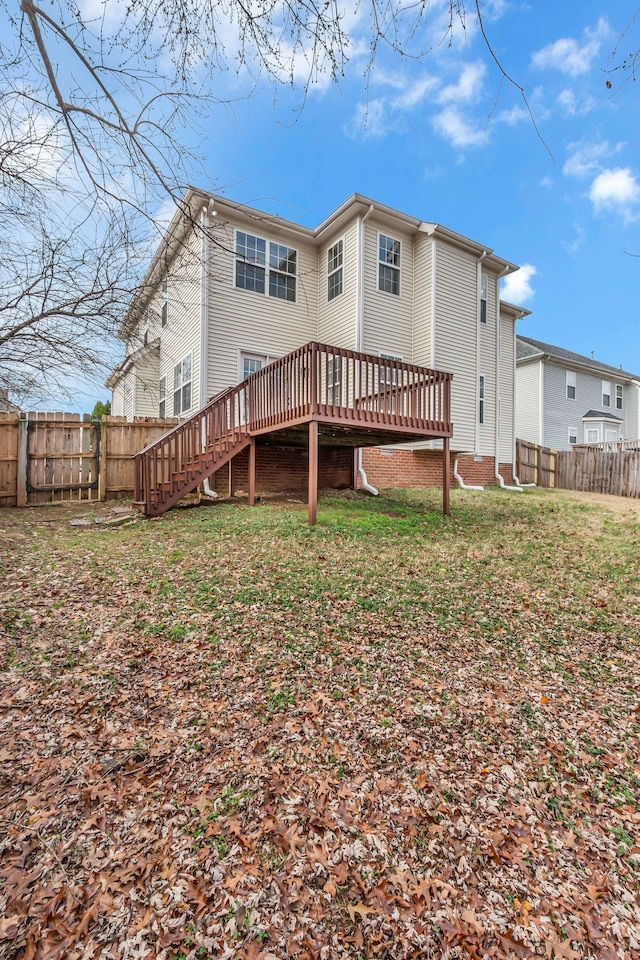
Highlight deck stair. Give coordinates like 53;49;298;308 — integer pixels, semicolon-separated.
133;342;453;519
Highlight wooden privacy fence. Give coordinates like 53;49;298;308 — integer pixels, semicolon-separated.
515;439;557;487
0;413;176;508
557;446;640;498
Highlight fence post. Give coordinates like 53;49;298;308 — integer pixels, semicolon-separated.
98;417;107;502
16;413;28;508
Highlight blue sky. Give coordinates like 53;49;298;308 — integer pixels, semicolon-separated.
20;0;640;409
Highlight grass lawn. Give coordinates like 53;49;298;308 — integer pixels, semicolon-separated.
0;487;639;959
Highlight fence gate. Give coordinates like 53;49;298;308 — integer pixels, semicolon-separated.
24;413;100;505
516;439;557;488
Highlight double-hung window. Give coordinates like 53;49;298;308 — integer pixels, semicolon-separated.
327;240;343;301
568;426;577;445
159;377;166;418
378;234;400;295
173;355;192;416
480;274;488;324
161;279;168;327
235;231;297;301
479;375;485;425
566;371;576;400
327;355;342;405
602;380;611;407
616;384;623;410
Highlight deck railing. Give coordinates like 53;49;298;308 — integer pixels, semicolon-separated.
134;342;452;514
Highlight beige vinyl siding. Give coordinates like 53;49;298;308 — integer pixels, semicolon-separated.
317;221;358;349
498;312;515;462
362;220;413;361
478;270;498;456
515;360;542;444
433;241;478;453
207;216;318;395
133;350;160;417
413;234;433;369
157;228;202;417
122;371;134;421
112;381;125;417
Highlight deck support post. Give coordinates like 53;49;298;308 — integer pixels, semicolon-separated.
442;436;450;516
248;438;256;506
308;420;318;526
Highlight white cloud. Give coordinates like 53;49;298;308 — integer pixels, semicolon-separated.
531;17;611;77
392;75;439;110
502;264;536;304
563;224;586;256
432;107;485;149
437;62;485;105
563;140;625;179
556;88;597;116
540;176;553;189
347;99;391;138
589;168;640;218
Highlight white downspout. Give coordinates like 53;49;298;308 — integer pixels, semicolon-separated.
200;199;219;501
495;268;523;491
511;307;536;488
475;250;487;455
356;204;378;496
453;458;483;491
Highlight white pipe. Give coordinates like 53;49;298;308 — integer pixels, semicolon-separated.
494;264;523;492
357;449;378;496
495;468;523;492
453;458;484;491
513;472;536;488
202;476;219;499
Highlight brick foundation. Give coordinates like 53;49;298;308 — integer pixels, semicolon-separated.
209;443;515;496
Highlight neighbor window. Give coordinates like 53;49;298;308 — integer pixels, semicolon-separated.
480;273;488;324
566;371;576;400
479;375;485;425
159;377;166;418
602;380;611;407
616;384;623;410
173;355;192;416
161;279;168;327
568;426;577;445
378;234;400;295
585;427;599;443
235;231;297;302
327;240;343;301
242;355;264;379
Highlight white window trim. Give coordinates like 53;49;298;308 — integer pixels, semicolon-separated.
568;426;577;445
615;383;623;410
173;353;192;417
377;232;401;297
327;236;345;302
237;349;280;384
379;352;403;387
602;380;611;408
479;374;486;425
159;376;166;418
480;273;488;324
234;229;298;304
585;427;600;443
566;370;576;400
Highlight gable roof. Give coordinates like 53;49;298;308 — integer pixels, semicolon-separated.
517;335;640;382
582;409;623;422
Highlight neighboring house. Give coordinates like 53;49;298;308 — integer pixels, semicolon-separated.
516;335;640;451
0;389;20;413
108;189;529;490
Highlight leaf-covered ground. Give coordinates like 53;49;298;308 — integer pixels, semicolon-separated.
1;488;639;960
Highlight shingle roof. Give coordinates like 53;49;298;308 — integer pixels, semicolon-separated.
516;335;640;381
582;409;623;422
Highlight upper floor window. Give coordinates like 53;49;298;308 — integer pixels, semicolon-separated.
159;376;166;418
566;371;576;400
173;354;192;416
327;355;342;405
602;380;611;407
327;240;343;301
616;384;623;410
235;231;297;302
480;273;488;324
378;234;400;295
479;375;485;425
161;279;168;327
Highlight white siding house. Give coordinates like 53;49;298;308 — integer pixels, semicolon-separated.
515;336;640;451
108;190;529;486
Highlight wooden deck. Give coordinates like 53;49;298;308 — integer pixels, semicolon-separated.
134;342;453;523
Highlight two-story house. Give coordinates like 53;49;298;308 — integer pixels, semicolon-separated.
108;189;528;496
516;336;640;451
